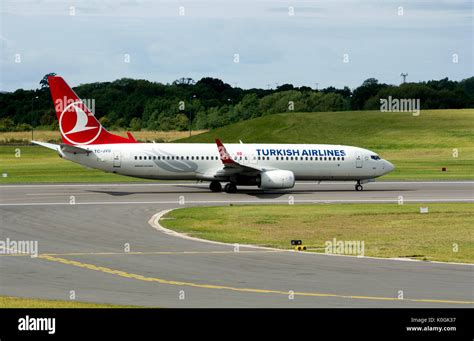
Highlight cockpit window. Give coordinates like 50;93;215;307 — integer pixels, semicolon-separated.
370;155;381;160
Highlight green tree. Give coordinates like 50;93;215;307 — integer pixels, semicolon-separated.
39;73;56;88
174;113;189;131
129;117;142;131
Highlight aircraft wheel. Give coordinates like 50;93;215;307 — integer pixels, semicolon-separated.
224;183;237;193
355;184;363;191
209;181;222;192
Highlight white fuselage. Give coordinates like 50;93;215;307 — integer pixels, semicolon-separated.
60;143;394;182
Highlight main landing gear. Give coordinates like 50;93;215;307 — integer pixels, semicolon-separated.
209;181;222;192
224;183;237;193
355;180;363;191
209;181;238;193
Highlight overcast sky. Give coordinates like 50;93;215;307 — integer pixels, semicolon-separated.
1;0;472;91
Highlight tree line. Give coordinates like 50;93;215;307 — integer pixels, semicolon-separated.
0;74;473;132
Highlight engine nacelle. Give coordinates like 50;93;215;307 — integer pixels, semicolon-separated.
259;170;295;189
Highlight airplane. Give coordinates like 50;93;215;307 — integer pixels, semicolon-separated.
33;76;395;193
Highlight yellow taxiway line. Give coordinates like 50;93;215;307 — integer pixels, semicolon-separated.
37;254;474;305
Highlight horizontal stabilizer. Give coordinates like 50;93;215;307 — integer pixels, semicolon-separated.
60;144;91;154
31;141;60;151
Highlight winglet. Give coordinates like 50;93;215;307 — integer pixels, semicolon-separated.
215;138;235;164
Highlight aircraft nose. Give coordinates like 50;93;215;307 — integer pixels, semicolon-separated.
384;160;395;174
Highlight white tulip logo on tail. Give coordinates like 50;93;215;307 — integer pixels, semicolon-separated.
59;101;102;145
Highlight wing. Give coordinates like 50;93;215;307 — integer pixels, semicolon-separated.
197;139;275;180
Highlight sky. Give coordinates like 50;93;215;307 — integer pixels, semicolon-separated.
0;0;472;91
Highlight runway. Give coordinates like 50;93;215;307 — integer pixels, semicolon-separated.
0;181;473;307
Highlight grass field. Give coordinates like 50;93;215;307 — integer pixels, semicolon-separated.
0;295;139;308
0;129;207;144
0;145;153;183
161;203;474;263
180;109;474;180
0;130;206;183
0;109;472;182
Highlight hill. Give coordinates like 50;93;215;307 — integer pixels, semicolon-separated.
179;109;474;180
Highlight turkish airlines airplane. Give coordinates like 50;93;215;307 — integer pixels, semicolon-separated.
33;76;395;193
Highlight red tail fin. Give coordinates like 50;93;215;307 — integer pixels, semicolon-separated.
48;76;137;145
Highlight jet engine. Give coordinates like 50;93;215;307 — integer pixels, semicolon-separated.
259;170;295;189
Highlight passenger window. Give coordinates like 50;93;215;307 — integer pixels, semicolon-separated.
134;156;137;160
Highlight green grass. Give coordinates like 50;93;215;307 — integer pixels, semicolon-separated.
161;203;474;263
0;109;472;182
0;295;140;308
0;145;155;183
180;109;474;180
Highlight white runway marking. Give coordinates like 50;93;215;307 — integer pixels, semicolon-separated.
1;198;473;206
0;183;204;188
25;192;101;196
1;181;473;188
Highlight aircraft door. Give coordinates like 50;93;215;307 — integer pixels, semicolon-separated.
113;152;121;168
356;154;363;168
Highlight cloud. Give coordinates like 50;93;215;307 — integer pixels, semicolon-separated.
1;0;472;91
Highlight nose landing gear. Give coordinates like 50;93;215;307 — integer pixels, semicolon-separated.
355;181;363;191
